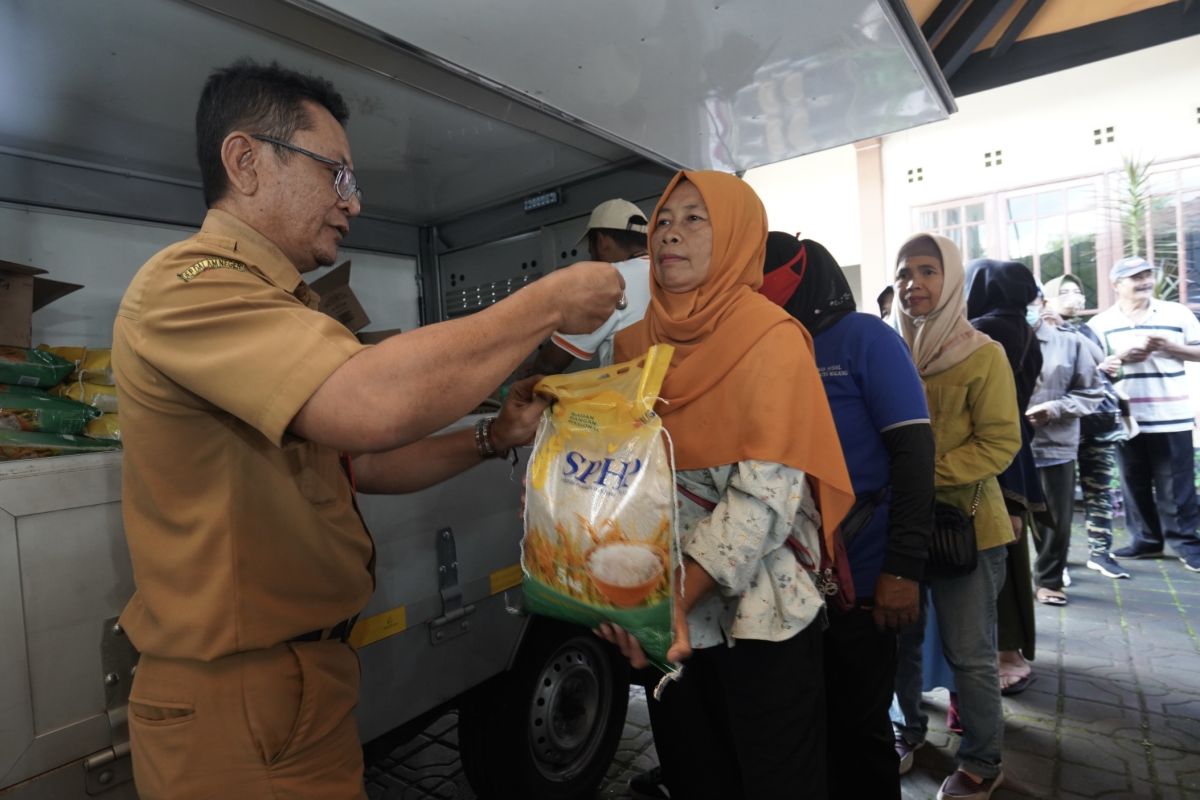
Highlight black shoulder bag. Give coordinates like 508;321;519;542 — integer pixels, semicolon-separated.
927;483;982;579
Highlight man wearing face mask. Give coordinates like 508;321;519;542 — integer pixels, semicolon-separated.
1088;257;1200;572
1041;274;1131;580
1024;289;1105;604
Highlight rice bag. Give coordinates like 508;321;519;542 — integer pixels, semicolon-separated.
51;380;119;413
39;345;115;385
523;344;676;666
0;384;101;434
0;346;74;388
84;413;121;442
0;429;121;461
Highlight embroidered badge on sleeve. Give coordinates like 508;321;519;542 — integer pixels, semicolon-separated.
177;257;248;283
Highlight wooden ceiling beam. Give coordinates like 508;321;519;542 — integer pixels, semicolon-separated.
921;0;972;45
934;0;1020;79
991;0;1046;59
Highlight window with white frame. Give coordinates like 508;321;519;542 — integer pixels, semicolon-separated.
1137;161;1200;311
917;199;988;262
1001;179;1104;310
914;162;1200;314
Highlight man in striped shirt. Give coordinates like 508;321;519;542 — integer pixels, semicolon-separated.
1088;256;1200;572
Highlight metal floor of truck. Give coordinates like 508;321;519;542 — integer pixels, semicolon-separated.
364;514;1200;799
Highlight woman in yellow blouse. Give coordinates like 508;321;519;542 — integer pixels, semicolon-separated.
889;233;1021;800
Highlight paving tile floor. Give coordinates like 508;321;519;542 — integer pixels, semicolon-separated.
365;515;1200;799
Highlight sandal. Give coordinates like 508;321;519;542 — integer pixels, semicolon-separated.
1036;587;1068;606
1000;672;1036;696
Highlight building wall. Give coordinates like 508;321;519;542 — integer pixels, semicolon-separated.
743;143;862;265
880;35;1200;293
746;35;1200;302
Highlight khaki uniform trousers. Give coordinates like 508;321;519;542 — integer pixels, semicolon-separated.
129;640;366;799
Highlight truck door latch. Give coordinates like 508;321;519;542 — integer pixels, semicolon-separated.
429;526;475;645
84;617;139;794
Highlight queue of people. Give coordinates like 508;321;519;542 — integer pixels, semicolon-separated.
114;57;1199;800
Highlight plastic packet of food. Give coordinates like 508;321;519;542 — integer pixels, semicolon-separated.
0;384;101;434
523;344;676;667
0;429;121;461
0;346;74;388
84;413;121;441
40;345;116;385
51;380;119;413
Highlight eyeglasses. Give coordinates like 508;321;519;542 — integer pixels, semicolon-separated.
251;134;361;203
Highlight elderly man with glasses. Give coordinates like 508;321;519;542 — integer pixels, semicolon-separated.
1088;257;1200;575
112;59;624;799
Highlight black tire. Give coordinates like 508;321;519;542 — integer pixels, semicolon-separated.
459;617;630;799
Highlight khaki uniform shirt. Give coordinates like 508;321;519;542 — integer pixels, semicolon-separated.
113;209;373;661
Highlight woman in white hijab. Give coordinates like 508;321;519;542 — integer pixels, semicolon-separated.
889;233;1021;800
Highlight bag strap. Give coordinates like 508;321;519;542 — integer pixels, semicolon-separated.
1019;323;1036;366
967;482;983;518
676;483;717;512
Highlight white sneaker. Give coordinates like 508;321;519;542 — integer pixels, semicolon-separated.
896;735;924;775
1087;553;1131;579
1062;567;1071;587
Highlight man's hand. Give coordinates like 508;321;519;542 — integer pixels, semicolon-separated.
490;375;549;452
1144;336;1175;356
1117;345;1151;364
872;574;919;630
1026;402;1054;428
549;261;625;334
1100;355;1122;377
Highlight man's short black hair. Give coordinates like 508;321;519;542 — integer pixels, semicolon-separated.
588;227;648;254
196;59;350;207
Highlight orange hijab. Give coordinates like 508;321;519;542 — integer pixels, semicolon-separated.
614;170;854;539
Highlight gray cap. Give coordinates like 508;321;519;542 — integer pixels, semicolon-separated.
1110;256;1156;283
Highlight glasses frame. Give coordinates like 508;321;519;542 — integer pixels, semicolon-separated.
251;134;361;203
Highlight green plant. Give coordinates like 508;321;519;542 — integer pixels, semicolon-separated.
1108;156;1182;301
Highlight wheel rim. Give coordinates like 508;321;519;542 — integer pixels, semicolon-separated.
527;636;613;781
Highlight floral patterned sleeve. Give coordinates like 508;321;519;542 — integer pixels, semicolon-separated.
677;460;825;648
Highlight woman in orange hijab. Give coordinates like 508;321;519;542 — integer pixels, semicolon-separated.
598;171;853;800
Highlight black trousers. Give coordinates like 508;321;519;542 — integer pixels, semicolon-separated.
1034;461;1076;590
1116;430;1200;558
824;605;900;800
642;623;826;800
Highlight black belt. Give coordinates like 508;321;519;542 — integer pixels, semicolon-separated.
289;615;359;644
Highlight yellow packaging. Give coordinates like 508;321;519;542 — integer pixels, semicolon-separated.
51;380;118;413
523;345;675;665
85;413;121;441
40;345;115;385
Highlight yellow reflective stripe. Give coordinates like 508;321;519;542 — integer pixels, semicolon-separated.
489;563;522;594
348;606;407;649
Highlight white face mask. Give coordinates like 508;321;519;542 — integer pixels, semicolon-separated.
1026;305;1041;325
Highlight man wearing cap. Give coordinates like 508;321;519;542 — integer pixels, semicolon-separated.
528;198;651;373
1087;256;1200;572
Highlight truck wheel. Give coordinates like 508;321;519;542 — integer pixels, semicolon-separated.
459;618;630;799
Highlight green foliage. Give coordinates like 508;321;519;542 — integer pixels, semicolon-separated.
1109;156;1181;302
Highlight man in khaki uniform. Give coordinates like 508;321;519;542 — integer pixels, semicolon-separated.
113;60;623;799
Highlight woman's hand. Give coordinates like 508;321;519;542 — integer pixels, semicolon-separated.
490;375;548;452
595;600;693;668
